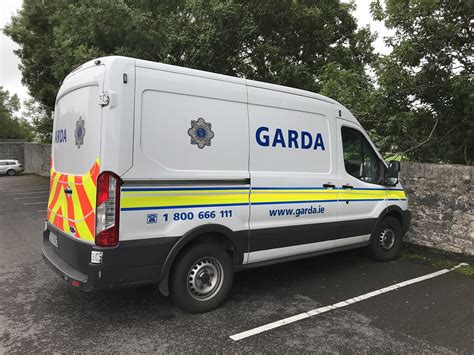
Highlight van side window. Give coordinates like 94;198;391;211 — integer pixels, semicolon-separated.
341;127;383;184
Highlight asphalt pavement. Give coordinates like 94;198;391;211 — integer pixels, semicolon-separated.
0;173;472;353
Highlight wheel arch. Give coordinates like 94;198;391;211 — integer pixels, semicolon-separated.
370;205;405;241
158;224;247;296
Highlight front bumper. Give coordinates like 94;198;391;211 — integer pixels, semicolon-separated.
402;210;411;235
42;225;178;291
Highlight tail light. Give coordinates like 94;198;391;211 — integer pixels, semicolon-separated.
95;171;121;247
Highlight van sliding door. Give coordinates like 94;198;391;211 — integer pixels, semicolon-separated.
247;87;339;264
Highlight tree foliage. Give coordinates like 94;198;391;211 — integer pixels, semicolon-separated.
3;0;375;127
0;87;34;141
3;0;472;163
22;98;52;143
371;0;473;164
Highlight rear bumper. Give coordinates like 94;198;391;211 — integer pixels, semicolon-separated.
42;226;178;291
43;241;98;291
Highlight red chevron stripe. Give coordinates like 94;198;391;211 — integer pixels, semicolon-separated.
48;173;63;211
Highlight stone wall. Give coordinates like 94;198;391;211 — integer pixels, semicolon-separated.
2;141;473;255
401;162;473;256
24;143;51;176
0;143;25;163
0;142;51;176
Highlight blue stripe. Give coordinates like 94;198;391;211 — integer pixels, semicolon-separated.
341;199;386;202
251;200;338;205
123;186;405;192
253;187;328;190
251;199;385;205
254;187;404;191
350;187;388;191
121;198;388;211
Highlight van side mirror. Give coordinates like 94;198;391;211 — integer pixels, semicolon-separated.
386;161;400;186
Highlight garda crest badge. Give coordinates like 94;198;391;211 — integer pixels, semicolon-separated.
187;117;214;149
74;116;86;148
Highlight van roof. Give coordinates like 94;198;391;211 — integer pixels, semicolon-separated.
70;56;360;125
133;57;338;106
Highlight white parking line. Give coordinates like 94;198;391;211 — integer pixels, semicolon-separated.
229;263;469;341
0;183;48;187
23;201;48;205
37;210;47;213
14;195;49;200
8;191;49;195
2;188;49;192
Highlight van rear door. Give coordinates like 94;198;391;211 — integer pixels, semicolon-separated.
48;63;105;244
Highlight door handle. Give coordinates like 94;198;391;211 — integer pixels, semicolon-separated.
323;183;336;189
342;184;353;190
64;187;73;195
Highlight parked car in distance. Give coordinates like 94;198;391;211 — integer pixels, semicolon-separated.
0;160;24;176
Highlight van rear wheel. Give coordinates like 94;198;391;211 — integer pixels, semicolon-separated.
7;169;15;176
170;242;233;313
368;216;403;262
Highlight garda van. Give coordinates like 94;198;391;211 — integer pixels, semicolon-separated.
43;56;410;313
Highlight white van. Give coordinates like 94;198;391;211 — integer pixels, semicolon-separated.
43;56;410;313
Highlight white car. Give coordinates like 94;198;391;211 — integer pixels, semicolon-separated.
0;159;24;176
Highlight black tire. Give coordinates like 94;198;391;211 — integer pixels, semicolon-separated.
169;242;233;313
367;216;403;262
7;169;15;176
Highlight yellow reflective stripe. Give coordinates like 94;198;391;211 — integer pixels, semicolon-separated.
120;188;407;210
60;192;70;231
251;190;338;204
122;189;248;196
82;172;97;208
338;189;386;201
47;175;60;223
52;184;66;215
49;180;64;217
387;190;406;199
121;192;249;209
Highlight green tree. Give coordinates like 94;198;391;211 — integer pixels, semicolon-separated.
371;0;473;164
4;0;375;128
0;87;34;141
22;98;52;143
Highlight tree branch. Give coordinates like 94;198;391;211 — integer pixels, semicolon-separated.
385;115;439;160
400;116;439;156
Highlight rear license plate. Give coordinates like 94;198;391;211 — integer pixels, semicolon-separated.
49;232;58;248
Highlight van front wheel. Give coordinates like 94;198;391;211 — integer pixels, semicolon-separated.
170;242;233;313
368;216;403;262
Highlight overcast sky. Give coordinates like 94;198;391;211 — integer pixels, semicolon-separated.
0;0;392;104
